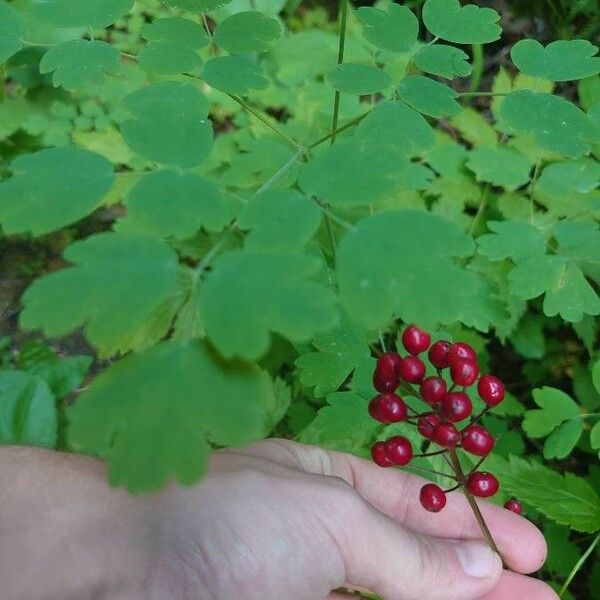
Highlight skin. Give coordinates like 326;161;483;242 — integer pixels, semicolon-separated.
0;440;558;600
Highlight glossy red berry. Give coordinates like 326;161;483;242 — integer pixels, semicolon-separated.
376;352;402;380
478;374;505;407
418;413;440;439
402;325;431;355
368;393;407;423
450;358;479;387
384;436;413;466
373;369;398;394
448;342;477;364
433;422;460;448
461;425;495;456
420;483;447;512
371;442;393;467
504;498;523;515
398;356;426;383
428;340;452;369
420;376;447;404
467;472;499;498
441;391;473;422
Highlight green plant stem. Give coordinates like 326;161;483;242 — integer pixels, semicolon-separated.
330;0;349;144
468;44;484;95
308;109;371;150
448;450;505;564
407;465;458;482
228;94;300;151
468;183;491;236
528;153;543;223
559;530;600;597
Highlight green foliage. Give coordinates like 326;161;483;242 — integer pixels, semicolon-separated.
202;55;269;94
0;1;23;64
356;4;419;53
414;44;472;79
397;75;461;118
213;11;283;53
31;0;134;28
327;64;391;95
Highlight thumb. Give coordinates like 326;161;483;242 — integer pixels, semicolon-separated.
327;489;503;600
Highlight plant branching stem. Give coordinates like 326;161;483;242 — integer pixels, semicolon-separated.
468;183;491;236
467;44;484;95
559;531;600;597
308;109;371;150
329;0;349;144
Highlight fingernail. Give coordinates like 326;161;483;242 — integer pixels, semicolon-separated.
455;541;499;578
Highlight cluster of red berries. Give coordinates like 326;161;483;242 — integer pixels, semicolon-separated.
368;325;522;516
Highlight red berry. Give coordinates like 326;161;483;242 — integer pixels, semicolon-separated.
371;442;392;467
398;356;426;383
461;424;495;456
420;376;447;404
420;483;447;512
418;413;440;439
448;342;477;364
384;436;413;466
441;391;473;422
433;422;460;448
368;393;407;423
467;472;499;498
376;352;402;380
402;325;431;355
478;374;505;407
373;369;398;393
428;340;452;369
450;358;479;387
504;498;522;515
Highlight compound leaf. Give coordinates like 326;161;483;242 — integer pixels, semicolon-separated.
0;147;114;236
397;75;461;118
466;147;532;191
20;233;187;357
120;82;213;168
203;55;269;95
200;250;338;360
523;386;581;438
327;63;391;95
337;210;504;331
0;1;24;64
356;4;419;53
0;370;57;448
237;188;321;251
499;91;600;158
31;0;133;27
422;0;501;45
214;11;282;53
68;340;273;492
511;39;600;82
477;220;546;263
40;40;120;92
414;44;471;79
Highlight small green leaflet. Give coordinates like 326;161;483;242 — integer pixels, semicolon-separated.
162;0;233;10
355;100;435;158
422;0;501;45
213;11;282;53
20;233;187;357
499;91;600;158
450;107;498;148
0;1;23;64
0;147;114;236
509;255;600;322
120;82;213;168
466;148;532;191
237;188;321;251
523;387;583;459
356;4;419;53
116;170;229;239
537;159;600;197
337;210;504;331
68;340;273;492
140;17;208;75
511;39;600;82
414;44;472;79
327;64;391;95
487;454;600;532
0;370;57;447
203;55;269;95
295;320;371;398
199;250;338;360
477;220;546;263
554;219;600;264
31;0;134;28
397;75;461;118
40;40;120;92
511;314;545;359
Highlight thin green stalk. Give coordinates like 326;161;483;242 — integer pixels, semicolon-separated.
468;183;491;236
528;154;543;223
228;94;300;151
308;109;371;150
559;530;600;597
468;44;484;95
329;0;349;144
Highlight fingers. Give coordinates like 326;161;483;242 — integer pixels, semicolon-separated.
323;488;502;600
478;570;559;600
